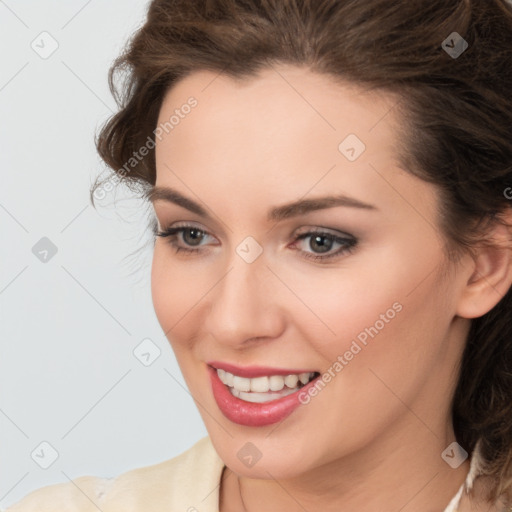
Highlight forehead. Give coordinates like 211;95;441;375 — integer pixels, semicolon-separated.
157;65;399;139
155;64;402;176
152;65;437;227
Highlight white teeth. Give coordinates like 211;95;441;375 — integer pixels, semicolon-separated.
225;371;234;387
216;368;316;397
299;372;310;385
284;374;299;388
233;376;251;392
250;376;269;392
234;387;298;403
269;375;285;391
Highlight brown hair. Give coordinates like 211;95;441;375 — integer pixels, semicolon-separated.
93;0;512;504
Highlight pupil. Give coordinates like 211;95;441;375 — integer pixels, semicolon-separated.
184;228;203;246
311;235;332;253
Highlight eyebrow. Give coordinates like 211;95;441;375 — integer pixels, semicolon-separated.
145;186;377;223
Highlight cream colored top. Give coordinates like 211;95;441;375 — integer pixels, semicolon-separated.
3;436;486;511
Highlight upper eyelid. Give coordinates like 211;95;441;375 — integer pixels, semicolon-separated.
157;219;354;235
158;224;218;245
295;226;355;238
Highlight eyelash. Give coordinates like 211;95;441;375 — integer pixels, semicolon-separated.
154;224;357;262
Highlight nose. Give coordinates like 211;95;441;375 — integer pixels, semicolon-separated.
202;253;286;349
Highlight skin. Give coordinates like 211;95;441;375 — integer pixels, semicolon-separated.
150;64;512;511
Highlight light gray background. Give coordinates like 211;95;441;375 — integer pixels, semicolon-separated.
0;1;207;507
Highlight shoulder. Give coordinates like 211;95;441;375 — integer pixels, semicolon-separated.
4;475;112;512
102;435;224;510
5;436;225;512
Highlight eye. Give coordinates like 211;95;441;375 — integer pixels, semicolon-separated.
154;223;217;255
291;229;357;261
154;222;357;262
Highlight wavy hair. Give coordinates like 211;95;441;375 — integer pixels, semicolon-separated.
93;0;512;504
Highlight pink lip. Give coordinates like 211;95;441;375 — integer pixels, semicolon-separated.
208;365;320;427
207;361;316;378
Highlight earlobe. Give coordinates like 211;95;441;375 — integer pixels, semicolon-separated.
456;219;512;319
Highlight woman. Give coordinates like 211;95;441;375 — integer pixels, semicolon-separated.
6;0;512;510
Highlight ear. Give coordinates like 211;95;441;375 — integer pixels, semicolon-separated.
456;213;512;319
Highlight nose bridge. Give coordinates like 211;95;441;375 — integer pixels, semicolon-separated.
204;247;282;345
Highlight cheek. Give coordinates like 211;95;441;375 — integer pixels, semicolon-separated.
150;247;199;348
151;248;174;330
277;251;453;455
151;232;451;371
286;240;450;382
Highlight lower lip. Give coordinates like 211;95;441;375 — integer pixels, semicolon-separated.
208;366;319;427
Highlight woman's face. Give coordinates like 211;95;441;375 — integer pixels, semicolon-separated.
150;65;471;478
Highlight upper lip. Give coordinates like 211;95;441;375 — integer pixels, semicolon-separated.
207;361;318;378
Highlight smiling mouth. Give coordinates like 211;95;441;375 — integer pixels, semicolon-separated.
216;368;320;403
